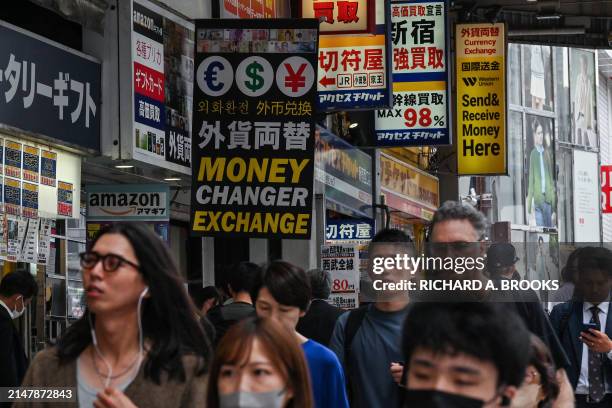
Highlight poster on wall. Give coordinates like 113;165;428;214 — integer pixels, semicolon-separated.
5;141;22;179
23;146;40;183
191;19;319;239
41;150;57;186
57;181;74;217
321;244;359;309
570;49;596;147
374;0;450;147
0;215;6;260
22;182;39;219
6;216;22;262
573;150;600;242
456;23;507;175
525;115;556;229
4;178;20;216
132;0;194;173
0;139;3;175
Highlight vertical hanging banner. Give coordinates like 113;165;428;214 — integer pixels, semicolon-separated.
5;141;22;179
315;0;392;111
191;19;319;238
131;0;194;173
456;23;507;175
23;146;40;183
375;0;450;146
321;244;360;309
0;139;4;175
602;165;612;214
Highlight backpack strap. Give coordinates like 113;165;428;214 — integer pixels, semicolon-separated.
343;305;369;404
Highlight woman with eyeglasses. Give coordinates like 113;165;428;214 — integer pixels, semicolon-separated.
18;223;211;408
207;317;314;408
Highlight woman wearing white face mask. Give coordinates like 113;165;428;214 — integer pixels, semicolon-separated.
207;317;314;408
512;336;560;408
18;223;212;407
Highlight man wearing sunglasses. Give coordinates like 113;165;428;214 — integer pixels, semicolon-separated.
421;200;574;407
0;271;38;391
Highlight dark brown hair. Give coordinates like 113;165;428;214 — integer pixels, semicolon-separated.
529;335;559;408
207;317;313;408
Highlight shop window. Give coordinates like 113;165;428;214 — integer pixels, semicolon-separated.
497;111;524;224
508;44;521;106
522;45;554;112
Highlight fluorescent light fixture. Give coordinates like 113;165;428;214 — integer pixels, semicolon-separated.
535;13;562;20
349;122;359;129
164;177;181;181
114;164;134;169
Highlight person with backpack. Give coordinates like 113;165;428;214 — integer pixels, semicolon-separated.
329;229;412;408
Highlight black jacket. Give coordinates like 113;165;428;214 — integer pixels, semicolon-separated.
550;301;612;390
207;302;256;345
297;299;345;346
0;305;27;387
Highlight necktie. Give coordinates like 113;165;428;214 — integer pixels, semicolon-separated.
588;305;605;402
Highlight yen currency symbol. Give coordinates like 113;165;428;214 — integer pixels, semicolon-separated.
236;56;273;97
276;56;314;98
196;56;233;97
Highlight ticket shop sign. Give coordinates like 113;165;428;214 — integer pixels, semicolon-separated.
375;0;450;147
317;34;390;111
456;23;507;175
300;0;374;34
191;19;319;239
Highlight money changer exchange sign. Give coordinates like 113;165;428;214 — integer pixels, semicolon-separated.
191;19;319;238
456;23;507;175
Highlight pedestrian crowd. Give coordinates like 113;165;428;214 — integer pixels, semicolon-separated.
1;201;611;407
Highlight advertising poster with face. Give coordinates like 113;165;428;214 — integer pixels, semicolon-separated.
570;49;596;147
525;115;556;229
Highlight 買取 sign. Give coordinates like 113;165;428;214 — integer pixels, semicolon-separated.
374;0;450;147
456;23;507;175
301;0;375;34
0;21;100;151
86;184;170;221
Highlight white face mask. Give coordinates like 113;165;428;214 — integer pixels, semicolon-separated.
11;296;25;320
219;389;286;408
511;383;541;408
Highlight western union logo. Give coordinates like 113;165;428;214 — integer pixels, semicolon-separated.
462;77;477;87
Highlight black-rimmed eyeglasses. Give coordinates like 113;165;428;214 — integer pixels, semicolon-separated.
79;251;140;273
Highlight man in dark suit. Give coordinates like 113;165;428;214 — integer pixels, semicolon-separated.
297;269;345;346
0;271;38;388
550;247;612;407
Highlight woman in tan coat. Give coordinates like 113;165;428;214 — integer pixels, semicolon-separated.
17;223;211;408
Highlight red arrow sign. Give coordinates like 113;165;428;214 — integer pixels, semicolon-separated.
319;76;336;87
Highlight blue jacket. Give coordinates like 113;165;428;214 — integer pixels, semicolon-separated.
549;301;612;390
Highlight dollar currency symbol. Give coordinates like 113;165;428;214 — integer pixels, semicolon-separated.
245;61;264;92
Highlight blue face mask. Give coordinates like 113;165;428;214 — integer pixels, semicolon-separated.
403;389;486;408
219;389;285;408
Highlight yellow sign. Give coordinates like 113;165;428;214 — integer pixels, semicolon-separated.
380;153;439;209
456;23;506;175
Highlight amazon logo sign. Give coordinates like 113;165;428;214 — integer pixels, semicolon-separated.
86;185;169;221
